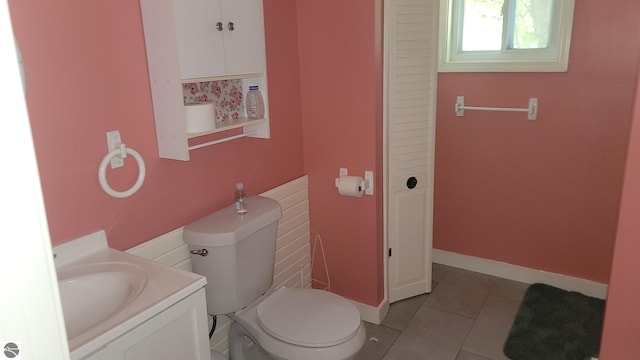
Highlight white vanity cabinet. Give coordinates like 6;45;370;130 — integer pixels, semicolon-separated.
82;289;210;360
173;0;266;79
139;0;270;161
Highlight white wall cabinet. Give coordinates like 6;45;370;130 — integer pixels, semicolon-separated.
140;0;270;161
174;0;266;79
83;289;210;360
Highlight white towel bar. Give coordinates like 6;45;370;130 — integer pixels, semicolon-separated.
455;96;538;120
188;131;258;151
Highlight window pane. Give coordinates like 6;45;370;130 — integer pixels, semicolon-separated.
439;0;574;72
461;0;505;51
512;0;553;49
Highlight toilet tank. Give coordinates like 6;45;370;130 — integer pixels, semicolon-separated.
184;196;282;315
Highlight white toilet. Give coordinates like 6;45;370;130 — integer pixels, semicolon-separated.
184;196;366;360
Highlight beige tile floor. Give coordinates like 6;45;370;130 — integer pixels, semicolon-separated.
356;264;529;360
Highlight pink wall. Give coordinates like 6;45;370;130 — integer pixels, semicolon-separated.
297;0;384;306
8;0;305;250
600;58;640;359
10;0;385;307
12;0;638;313
434;0;640;283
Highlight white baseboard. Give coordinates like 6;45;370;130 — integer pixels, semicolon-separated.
433;249;608;299
351;298;389;325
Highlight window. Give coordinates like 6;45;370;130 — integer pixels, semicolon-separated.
438;0;575;72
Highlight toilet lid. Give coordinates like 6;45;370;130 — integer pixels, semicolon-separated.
256;287;361;348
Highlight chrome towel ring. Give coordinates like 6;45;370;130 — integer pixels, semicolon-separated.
98;143;145;198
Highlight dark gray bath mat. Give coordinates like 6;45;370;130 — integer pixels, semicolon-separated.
503;283;605;360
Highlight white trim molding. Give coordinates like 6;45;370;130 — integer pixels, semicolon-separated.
351;298;390;326
433;249;608;299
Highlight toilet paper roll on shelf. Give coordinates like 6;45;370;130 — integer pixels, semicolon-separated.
185;102;215;133
335;175;365;198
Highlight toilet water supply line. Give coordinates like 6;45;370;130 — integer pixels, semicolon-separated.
208;315;217;339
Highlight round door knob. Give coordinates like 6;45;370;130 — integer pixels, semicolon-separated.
216;22;223;31
227;22;235;31
406;176;418;189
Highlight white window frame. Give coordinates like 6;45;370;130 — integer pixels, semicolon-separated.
438;0;575;72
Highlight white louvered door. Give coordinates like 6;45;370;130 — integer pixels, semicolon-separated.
386;0;438;303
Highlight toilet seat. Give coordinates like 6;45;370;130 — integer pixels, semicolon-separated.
256;287;361;348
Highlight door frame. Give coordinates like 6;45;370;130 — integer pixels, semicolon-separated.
0;3;70;358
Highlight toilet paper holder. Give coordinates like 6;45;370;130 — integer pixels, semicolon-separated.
335;168;374;196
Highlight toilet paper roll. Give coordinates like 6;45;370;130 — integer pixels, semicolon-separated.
337;176;365;198
185;102;215;133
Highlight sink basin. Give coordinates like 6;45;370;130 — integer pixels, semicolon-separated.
53;230;207;359
57;261;147;339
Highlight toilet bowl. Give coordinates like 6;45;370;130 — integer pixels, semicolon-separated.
183;196;366;360
229;287;366;360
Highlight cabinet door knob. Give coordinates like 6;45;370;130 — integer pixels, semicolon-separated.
406;176;418;189
216;21;224;31
227;22;235;31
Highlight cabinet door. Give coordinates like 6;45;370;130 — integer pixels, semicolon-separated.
103;289;210;360
387;0;438;303
173;0;266;79
220;0;266;76
173;0;226;79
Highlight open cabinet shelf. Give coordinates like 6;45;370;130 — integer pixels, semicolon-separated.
139;0;270;161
